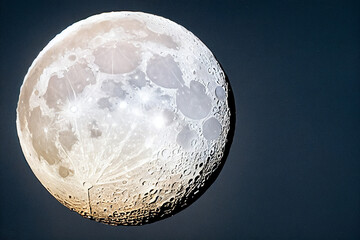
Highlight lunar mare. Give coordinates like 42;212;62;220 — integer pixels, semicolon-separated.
16;12;234;225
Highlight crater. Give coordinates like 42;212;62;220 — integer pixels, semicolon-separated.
59;166;71;178
215;86;226;100
202;117;221;141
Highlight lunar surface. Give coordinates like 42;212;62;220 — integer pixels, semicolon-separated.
16;12;235;225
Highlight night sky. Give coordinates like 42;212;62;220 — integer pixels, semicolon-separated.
0;0;359;239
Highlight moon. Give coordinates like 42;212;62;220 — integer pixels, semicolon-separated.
16;11;235;225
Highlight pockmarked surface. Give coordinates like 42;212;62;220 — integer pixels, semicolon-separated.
17;12;233;225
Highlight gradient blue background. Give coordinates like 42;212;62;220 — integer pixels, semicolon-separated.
0;0;359;239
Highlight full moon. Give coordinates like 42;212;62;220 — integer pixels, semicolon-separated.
16;12;235;225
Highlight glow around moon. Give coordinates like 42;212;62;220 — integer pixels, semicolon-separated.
16;12;235;225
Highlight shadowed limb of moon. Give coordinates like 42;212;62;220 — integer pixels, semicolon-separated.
143;67;236;225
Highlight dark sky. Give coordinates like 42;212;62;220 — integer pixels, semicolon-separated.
0;0;359;239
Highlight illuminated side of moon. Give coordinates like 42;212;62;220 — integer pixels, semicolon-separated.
16;11;235;225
